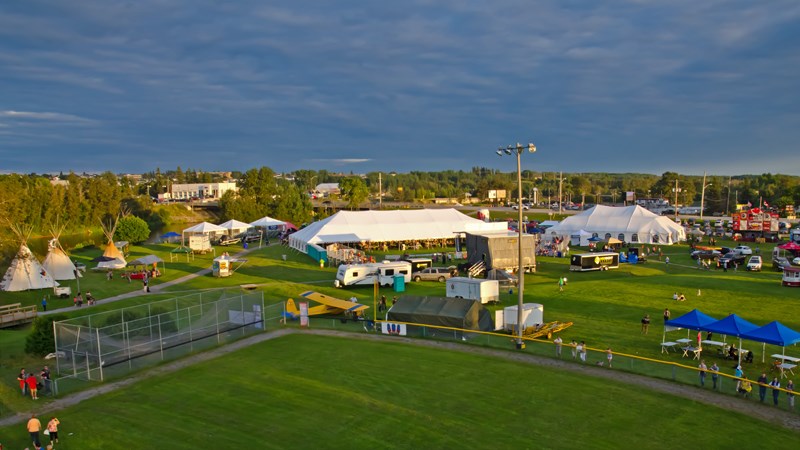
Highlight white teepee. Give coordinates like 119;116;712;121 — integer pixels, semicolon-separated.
1;224;58;292
97;214;127;270
42;221;82;280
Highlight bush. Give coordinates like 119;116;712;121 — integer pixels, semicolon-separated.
114;215;151;244
25;314;68;356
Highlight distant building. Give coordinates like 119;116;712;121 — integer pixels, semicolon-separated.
49;177;69;187
169;182;237;200
315;183;340;197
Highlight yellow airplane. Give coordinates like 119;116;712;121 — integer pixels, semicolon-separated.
285;290;369;319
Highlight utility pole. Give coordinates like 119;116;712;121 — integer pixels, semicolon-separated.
674;179;679;221
700;171;707;221
558;171;563;214
725;176;731;216
378;172;382;209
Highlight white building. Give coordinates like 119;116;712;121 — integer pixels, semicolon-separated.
314;183;340;197
170;182;237;200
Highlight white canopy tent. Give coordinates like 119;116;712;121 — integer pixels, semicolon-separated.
249;216;286;231
182;222;226;245
570;229;593;247
218;219;252;236
288;208;507;253
547;205;686;245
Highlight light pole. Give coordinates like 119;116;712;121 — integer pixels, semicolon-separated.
700;175;712;221
496;142;537;350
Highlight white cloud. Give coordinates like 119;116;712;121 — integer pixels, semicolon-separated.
1;110;96;123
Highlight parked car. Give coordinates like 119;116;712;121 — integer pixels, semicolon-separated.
412;267;455;282
746;256;762;271
719;253;746;268
512;204;529;210
793;257;800;266
733;245;753;255
773;256;791;271
690;250;720;260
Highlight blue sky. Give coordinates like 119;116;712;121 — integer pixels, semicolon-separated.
1;0;799;176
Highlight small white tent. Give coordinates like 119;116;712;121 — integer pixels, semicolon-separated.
547;205;686;245
183;221;226;245
1;225;58;292
570;229;593;247
42;221;81;280
218;219;252;236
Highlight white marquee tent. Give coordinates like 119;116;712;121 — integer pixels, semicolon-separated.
289;208;507;253
249;216;286;230
218;219;252;236
547;205;686;245
183;222;226;245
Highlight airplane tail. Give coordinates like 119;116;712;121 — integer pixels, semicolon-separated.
284;298;299;319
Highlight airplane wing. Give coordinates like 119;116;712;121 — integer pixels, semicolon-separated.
299;291;369;313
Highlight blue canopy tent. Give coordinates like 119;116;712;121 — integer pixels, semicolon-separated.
699;314;759;366
741;321;800;363
663;309;718;345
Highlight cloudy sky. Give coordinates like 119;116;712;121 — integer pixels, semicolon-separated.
1;0;799;176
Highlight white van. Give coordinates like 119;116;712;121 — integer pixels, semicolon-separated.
334;261;412;288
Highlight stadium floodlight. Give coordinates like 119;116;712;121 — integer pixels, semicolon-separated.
494;141;538;350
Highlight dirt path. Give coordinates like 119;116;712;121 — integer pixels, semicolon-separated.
2;328;798;432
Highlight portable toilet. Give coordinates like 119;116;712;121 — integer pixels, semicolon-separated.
393;274;406;292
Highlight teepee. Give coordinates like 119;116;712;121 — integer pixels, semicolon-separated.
42;220;82;280
97;214;127;270
1;224;58;292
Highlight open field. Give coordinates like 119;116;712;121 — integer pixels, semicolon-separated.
0;333;797;449
1;235;798;444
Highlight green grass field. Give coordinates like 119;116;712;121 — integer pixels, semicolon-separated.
2;235;799;446
1;334;796;449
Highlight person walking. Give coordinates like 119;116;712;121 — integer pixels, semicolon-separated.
579;341;587;362
710;362;720;390
757;372;768;402
606;347;613;368
17;369;27;396
46;417;60;445
663;308;670;322
641;314;650;334
558;277;565;292
41;296;47;312
25;372;38;400
770;377;781;406
787;379;795;410
40;366;51;396
27;413;42;449
698;360;707;387
570;340;577;360
553;336;563;358
735;365;744;392
665;256;670;266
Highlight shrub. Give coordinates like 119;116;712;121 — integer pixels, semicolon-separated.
25;314;68;356
114;215;151;244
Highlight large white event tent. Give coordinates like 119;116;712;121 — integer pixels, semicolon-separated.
547;205;686;245
289;208;507;253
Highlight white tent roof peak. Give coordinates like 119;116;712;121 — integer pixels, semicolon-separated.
218;219;252;230
249;216;286;228
183;222;226;234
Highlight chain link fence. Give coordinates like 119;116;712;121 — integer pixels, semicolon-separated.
52;291;284;395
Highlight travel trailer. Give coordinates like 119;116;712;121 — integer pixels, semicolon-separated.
446;277;500;304
570;252;620;272
334;261;412;288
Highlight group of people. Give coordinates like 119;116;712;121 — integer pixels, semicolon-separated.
16;367;51;400
71;291;95;307
735;369;795;408
26;413;60;450
672;292;686;302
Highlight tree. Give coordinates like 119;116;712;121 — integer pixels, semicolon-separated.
339;176;369;209
114;215;151;244
26;314;68;356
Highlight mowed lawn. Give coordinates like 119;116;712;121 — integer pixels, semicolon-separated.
1;334;796;449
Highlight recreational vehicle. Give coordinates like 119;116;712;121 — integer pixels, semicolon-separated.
569;252;620;272
334;261;412;288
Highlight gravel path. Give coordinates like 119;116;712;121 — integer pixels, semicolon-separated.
3;328;798;433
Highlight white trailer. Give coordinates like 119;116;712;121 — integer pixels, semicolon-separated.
497;303;544;333
446;277;500;304
334;261;412;288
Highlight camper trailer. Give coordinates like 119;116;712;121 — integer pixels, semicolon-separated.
570;252;620;272
334;261;412;288
446;277;500;304
496;303;544;333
